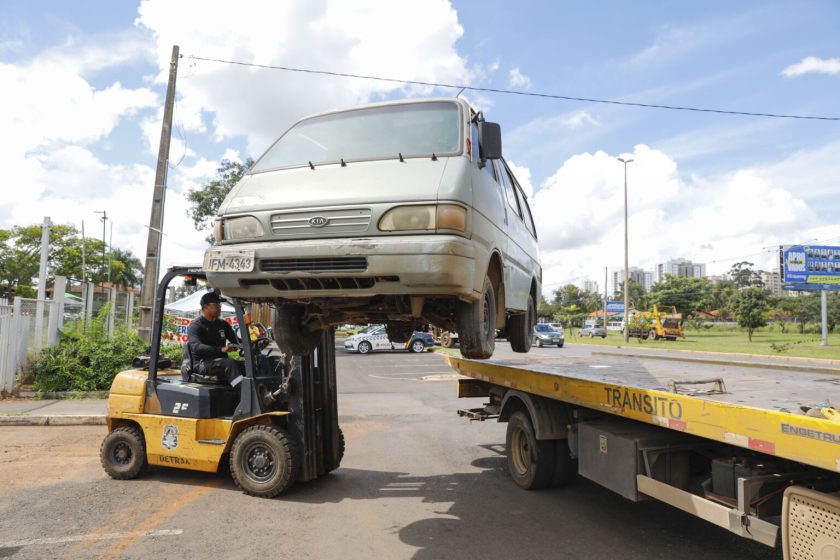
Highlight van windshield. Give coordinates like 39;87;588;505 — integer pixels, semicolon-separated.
252;102;462;172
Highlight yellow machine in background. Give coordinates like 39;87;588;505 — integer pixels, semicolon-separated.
626;304;685;341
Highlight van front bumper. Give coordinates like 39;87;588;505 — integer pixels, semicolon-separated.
204;235;479;300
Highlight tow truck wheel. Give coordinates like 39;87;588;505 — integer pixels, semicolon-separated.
230;425;299;498
458;275;496;359
551;439;578;487
357;341;372;354
506;410;555;490
272;305;322;356
100;426;148;480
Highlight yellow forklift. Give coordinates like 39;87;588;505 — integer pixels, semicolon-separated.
99;266;343;497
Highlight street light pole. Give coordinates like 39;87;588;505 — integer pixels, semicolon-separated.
617;157;634;342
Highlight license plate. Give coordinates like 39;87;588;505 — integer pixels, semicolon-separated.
203;250;255;272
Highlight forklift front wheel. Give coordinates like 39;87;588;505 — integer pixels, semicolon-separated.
230;425;300;498
100;426;148;480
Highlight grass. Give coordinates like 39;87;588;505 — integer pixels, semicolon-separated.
569;327;840;360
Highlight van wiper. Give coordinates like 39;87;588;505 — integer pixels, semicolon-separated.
308;161;315;170
398;152;404;163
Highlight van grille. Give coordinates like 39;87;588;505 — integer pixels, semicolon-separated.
270;277;376;291
260;257;368;273
269;208;371;236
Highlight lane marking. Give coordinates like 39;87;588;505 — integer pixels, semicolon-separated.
0;529;182;548
100;483;215;559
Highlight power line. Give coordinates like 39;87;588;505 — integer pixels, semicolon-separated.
186;55;840;122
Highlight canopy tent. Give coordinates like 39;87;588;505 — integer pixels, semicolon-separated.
164;290;236;318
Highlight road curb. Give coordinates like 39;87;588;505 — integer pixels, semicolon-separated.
0;415;106;426
592;351;840;375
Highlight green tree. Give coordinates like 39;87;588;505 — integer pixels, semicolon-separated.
615;279;647;311
648;275;710;317
731;287;770;341
186;158;255;239
729;261;763;288
108;248;143;288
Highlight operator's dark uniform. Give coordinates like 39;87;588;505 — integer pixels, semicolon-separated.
187;315;245;382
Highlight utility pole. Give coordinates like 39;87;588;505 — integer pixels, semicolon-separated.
618;157;634;342
34;216;51;353
139;44;180;343
95;210;107;283
603;267;608;334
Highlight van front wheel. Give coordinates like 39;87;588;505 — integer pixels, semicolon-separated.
458;276;496;359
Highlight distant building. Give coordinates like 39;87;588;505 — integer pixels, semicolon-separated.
655;258;706;283
580;280;600;294
611;267;650;295
761;269;784;297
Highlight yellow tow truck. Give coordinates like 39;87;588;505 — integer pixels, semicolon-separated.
451;351;840;557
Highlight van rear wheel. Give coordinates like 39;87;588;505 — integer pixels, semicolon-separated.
457;276;496;359
509;294;535;353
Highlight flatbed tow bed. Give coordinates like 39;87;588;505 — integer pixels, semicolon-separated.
447;352;840;556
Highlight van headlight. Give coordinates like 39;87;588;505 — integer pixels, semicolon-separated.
223;216;265;240
378;204;466;234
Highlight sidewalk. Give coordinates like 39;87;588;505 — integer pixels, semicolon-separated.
0;398;107;426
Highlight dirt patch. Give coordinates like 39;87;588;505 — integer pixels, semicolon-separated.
0;426;105;491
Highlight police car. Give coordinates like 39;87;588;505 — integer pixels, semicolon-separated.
343;325;435;354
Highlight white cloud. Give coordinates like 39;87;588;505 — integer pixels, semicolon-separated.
136;0;476;157
506;161;534;198
781;56;840;77
527;145;828;297
508;67;531;89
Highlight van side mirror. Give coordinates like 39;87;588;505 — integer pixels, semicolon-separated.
478;121;502;160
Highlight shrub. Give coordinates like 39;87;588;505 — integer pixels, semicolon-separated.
32;304;147;392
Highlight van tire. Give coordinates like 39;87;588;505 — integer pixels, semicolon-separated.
458;275;496;359
509;294;535;353
272;305;322;356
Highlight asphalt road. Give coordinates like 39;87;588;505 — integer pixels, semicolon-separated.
0;340;782;559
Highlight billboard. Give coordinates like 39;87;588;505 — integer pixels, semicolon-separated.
605;301;625;313
780;245;840;291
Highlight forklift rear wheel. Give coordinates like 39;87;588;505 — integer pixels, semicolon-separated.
100;426;148;480
506;410;555;490
230;425;300;498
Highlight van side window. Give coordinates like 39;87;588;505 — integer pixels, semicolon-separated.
497;161;522;218
472;123;496;181
514;186;537;238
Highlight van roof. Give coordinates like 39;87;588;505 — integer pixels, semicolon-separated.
298;97;472;123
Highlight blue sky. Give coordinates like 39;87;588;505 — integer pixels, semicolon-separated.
1;1;838;294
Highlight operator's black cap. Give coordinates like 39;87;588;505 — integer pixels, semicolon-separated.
200;292;226;306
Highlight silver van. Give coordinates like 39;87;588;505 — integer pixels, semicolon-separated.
204;98;541;359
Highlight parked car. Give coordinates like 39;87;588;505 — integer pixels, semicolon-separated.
203;98;541;360
343;324;436;354
533;323;564;347
578;324;607;338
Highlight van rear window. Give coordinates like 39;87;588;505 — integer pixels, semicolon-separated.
253;102;462;172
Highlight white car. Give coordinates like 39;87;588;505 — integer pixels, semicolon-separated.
343;325;434;354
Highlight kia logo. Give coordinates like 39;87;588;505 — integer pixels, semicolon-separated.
308;216;329;227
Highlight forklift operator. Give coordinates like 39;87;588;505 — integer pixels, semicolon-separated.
187;292;246;382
